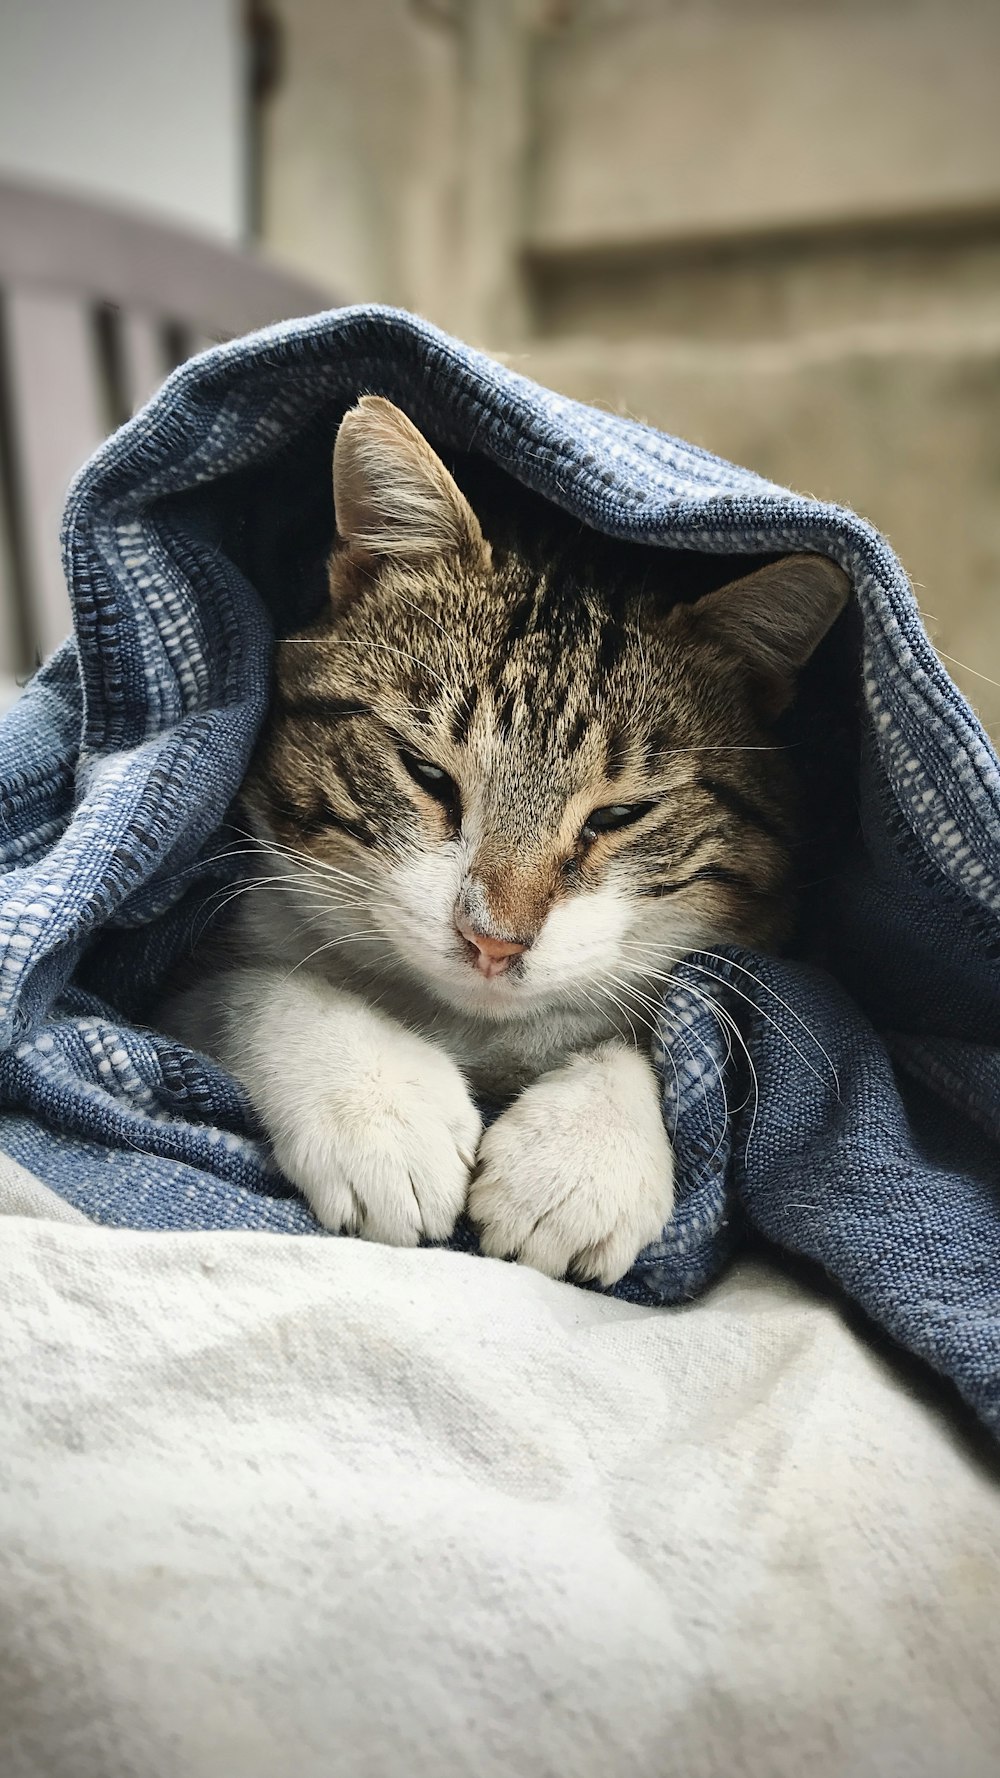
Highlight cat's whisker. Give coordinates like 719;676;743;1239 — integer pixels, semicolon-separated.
624;939;837;1096
603;967;728;1154
364;640;450;693
630;983;709;1143
646;744;796;757
230;828;377;894
592;973;657;1050
261;853;382;902
933;647;1000;692
590;974;640;1045
633;580;652;713
282;930;389;981
574;982;625;1049
391;591;465;665
207;886;366;927
193;876;335;928
604;963;683;1102
690;991;759;1153
192;881;367;947
198;868;368;914
676;986;759;1160
228;826;353;871
599;970;738;1164
694;949;840;1093
690;965;830;1106
615;948;762;1114
202;869;367;909
204;865;361;897
619;941;829;1102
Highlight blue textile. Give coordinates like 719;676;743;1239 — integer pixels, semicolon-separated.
1;306;998;1433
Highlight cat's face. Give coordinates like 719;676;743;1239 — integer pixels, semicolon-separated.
247;398;847;1025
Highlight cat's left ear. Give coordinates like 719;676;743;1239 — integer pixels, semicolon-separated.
683;554;851;714
332;395;491;569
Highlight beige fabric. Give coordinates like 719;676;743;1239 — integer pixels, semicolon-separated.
0;1198;998;1778
0;1149;90;1221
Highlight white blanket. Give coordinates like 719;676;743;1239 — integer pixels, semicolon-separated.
2;1153;999;1778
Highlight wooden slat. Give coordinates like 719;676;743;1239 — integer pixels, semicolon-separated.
120;311;167;415
0;177;336;339
0;421;22;680
5;289;106;659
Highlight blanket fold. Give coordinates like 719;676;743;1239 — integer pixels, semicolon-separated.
1;306;998;1432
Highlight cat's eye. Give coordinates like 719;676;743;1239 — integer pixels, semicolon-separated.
582;801;654;838
398;748;461;818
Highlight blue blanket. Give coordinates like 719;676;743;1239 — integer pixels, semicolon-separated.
1;307;998;1434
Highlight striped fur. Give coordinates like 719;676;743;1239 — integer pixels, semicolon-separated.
249;398;849;1014
163;398;848;1276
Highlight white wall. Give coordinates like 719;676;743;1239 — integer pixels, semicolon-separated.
0;0;244;239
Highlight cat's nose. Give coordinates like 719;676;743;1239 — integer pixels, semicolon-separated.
454;909;527;979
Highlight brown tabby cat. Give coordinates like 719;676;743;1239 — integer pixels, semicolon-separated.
163;397;848;1284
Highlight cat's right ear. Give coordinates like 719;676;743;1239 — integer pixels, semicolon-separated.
332;396;491;572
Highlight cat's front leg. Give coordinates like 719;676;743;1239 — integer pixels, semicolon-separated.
469;1043;674;1287
185;969;482;1245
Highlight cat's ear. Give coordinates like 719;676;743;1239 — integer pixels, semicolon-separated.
684;554;850;714
332;396;490;568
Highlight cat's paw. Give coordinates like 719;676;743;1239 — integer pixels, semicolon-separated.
271;1026;482;1248
469;1043;673;1287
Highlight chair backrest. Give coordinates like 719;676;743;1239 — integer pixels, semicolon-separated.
0;177;335;700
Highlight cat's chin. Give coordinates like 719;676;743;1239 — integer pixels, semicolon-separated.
423;970;541;1024
398;953;571;1026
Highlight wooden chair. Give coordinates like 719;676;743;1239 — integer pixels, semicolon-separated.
0;177;335;704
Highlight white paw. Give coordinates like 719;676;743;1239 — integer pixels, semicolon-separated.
270;1024;482;1248
469;1044;674;1287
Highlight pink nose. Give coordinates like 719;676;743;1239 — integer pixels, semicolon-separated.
455;911;527;979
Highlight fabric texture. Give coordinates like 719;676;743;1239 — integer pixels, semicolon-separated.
2;1204;999;1778
0;306;997;1429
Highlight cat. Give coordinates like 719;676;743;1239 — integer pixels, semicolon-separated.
161;396;848;1286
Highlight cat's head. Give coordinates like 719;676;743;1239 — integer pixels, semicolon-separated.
247;397;848;1023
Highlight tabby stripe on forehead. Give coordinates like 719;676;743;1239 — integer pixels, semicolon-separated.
596;615;626;681
520;670;538;711
606;728;630;778
641;863;761;898
532;560;567;638
450;685;478;747
698;776;788;843
502;589;536;652
564;710;589;754
496;685;518;735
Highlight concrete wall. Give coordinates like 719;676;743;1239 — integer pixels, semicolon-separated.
530;0;1000;251
530;323;1000;733
260;0;457;313
259;0;1000;733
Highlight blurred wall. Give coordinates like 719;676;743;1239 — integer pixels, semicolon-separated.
259;0;460;319
0;0;245;238
259;0;1000;733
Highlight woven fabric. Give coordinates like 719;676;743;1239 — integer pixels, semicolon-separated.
0;307;997;1430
